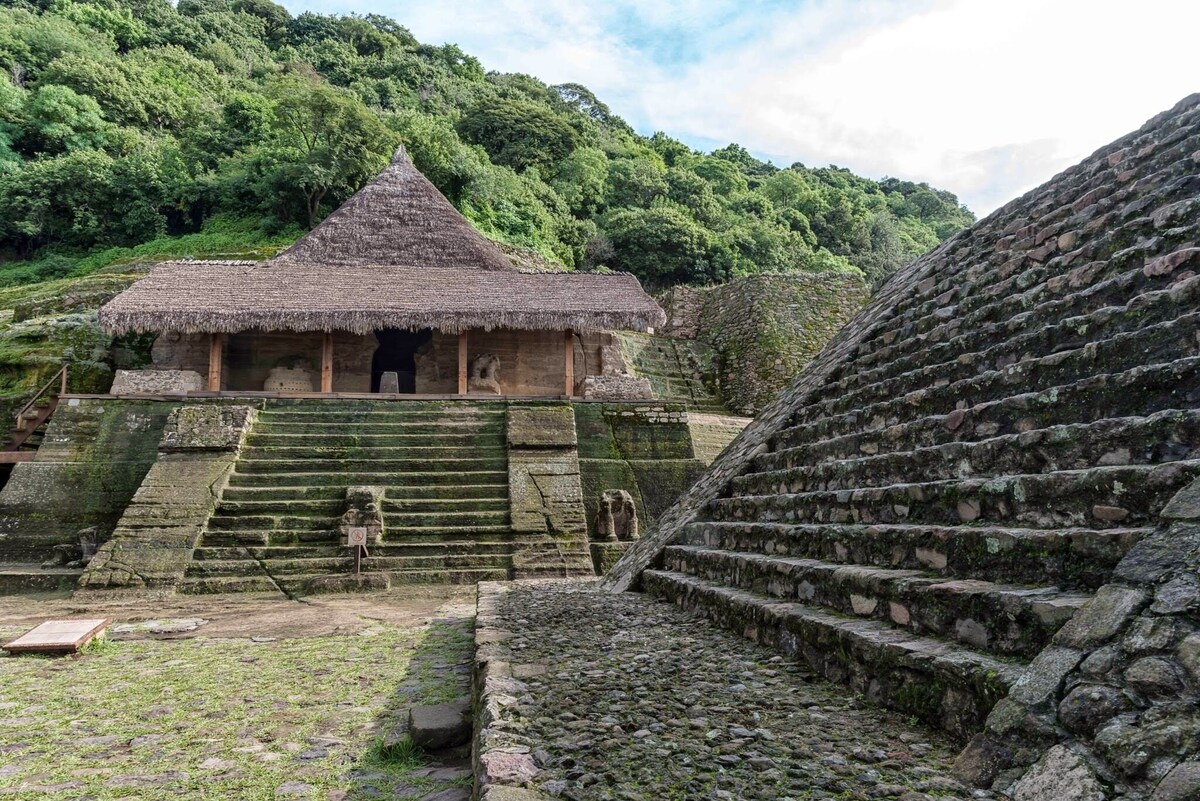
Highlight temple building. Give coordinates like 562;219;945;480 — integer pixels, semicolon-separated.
100;146;665;399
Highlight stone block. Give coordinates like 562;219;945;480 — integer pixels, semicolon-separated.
581;374;653;400
110;369;204;395
1156;479;1200;522
1153;761;1200;801
507;406;577;449
408;697;470;751
1011;745;1105;801
1055;585;1148;648
159;405;256;452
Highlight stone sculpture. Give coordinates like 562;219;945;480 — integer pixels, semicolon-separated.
41;527;98;569
340;486;384;545
379;371;400;393
468;354;502;394
263;357;315;392
595;489;638;542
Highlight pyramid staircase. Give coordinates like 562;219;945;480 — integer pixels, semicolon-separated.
617;332;728;413
641;105;1200;736
180;401;590;595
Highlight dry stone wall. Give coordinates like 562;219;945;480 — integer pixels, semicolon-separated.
657;273;871;415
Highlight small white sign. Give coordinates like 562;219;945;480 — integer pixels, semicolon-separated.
346;527;368;547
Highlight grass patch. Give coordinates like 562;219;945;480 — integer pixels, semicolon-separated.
0;618;474;800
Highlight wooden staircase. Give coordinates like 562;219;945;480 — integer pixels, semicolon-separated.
0;365;67;464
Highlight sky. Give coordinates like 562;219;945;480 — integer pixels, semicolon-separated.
288;0;1200;216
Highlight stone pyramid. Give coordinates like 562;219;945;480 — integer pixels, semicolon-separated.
607;94;1200;799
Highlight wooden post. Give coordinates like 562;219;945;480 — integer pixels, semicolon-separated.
207;333;223;392
59;364;68;396
457;330;469;395
321;331;333;394
564;329;574;397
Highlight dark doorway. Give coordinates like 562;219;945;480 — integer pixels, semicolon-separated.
372;328;433;393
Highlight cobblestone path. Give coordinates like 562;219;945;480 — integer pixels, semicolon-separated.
490;582;1002;800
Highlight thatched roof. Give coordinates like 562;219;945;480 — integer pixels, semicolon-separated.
99;261;666;335
274;146;515;270
100;146;666;335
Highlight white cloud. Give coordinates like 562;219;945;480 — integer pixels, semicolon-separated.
293;0;1200;214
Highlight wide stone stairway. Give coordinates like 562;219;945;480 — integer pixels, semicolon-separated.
638;98;1200;738
180;401;582;595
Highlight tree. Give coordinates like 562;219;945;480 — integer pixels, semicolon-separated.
457;97;578;172
256;75;396;226
604;205;723;287
17;84;111;155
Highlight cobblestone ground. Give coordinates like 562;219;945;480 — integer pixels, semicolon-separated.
494;582;1000;801
0;589;475;800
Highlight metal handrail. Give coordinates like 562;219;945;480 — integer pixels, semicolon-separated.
14;364;67;422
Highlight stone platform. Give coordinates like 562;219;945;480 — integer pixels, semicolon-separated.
473;579;995;800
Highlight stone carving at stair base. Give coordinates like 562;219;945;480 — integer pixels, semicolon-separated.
469;354;502;395
595;489;638;542
340;486;384;546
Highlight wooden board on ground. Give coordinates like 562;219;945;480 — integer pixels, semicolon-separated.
2;618;110;654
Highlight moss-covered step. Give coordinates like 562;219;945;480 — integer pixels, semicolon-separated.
678;520;1146;590
644;569;1023;738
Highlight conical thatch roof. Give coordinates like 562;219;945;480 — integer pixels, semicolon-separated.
99;146;667;335
275;146;514;270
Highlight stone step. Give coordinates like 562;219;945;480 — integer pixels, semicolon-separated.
256;405;506;419
829;276;1198;415
213;497;510;516
187;553;516;578
847;243;1188;376
251;421;505;436
176;575;282;595
0;565;82;595
710;461;1200;530
233;457;507;473
243;432;504;447
225;471;509;489
237;445;506;461
381;510;510;528
847;206;1184;364
219;483;509;501
643;570;1023;736
793;312;1199;427
662;545;1088;657
840;267;1196;394
773;356;1200;456
745;410;1200;492
193;539;550;561
199;525;522;546
273;568;511;594
821;307;1200;427
678;520;1147;590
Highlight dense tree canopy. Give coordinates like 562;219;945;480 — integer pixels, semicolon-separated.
0;0;974;289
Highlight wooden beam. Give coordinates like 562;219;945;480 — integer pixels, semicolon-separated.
320;331;333;394
457;330;469;395
564;329;575;397
207;333;223;392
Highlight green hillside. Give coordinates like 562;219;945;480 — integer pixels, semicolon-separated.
0;0;973;291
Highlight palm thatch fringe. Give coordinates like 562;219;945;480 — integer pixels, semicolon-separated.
98;261;666;335
100;307;660;336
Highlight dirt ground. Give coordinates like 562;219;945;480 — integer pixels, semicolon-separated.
0;587;478;801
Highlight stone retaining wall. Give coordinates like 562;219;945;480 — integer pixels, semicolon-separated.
957;478;1200;800
472;580;553;801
